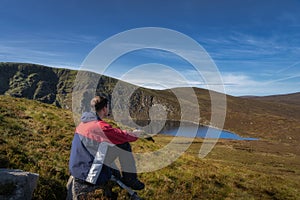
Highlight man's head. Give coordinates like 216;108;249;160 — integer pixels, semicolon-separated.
91;96;109;117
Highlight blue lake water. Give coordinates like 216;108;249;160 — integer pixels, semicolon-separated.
160;124;259;140
126;120;259;141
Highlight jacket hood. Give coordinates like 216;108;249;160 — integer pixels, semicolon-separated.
81;112;99;123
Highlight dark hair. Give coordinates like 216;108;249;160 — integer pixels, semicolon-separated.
90;96;108;112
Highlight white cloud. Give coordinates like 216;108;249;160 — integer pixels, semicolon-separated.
108;61;299;96
114;64;226;94
0;33;98;68
221;72;299;96
199;31;300;63
118;63;195;89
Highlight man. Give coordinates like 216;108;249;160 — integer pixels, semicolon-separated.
68;96;144;199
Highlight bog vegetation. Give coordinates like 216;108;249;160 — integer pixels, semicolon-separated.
0;95;299;199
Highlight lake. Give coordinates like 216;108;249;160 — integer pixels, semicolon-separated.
124;120;259;141
161;124;259;140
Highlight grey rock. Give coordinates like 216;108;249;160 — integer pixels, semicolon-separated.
0;169;39;200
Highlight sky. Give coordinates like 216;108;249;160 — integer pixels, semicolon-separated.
0;0;299;96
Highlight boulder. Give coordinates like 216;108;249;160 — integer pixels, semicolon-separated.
0;169;39;200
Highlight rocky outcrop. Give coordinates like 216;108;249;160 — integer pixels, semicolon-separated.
0;62;204;123
0;169;39;200
0;62;185;122
0;62;76;109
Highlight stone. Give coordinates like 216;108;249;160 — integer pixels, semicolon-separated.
0;169;39;200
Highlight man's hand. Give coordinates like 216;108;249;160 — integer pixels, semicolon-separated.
131;129;144;137
144;135;155;143
132;129;155;142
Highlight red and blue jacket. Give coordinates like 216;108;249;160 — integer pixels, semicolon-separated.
69;112;138;185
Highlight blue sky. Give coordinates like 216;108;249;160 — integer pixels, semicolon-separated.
0;0;299;96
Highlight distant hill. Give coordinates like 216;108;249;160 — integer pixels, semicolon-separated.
0;62;299;144
242;92;300;106
224;94;300;143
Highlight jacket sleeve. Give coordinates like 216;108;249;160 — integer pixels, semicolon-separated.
98;121;138;144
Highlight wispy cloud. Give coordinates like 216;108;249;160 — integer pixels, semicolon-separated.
0;43;76;67
274;61;300;74
221;72;299;96
1;29;298;96
199;31;300;63
112;66;299;96
111;63;229;91
90;32;299;96
0;33;99;68
116;64;198;89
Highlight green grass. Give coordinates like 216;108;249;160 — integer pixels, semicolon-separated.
0;95;73;199
0;95;299;199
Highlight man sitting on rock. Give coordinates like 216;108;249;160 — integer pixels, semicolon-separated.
67;96;144;199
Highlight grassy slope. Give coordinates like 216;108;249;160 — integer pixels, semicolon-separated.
0;95;74;199
0;95;299;199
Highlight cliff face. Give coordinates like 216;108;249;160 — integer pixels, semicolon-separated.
0;63;76;109
0;62;184;122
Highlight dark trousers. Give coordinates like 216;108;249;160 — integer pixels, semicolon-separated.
105;142;137;180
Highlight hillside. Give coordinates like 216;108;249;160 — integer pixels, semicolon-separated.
0;62;184;122
0;62;77;109
224;94;300;145
243;92;300;106
0;96;299;199
0;62;299;145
